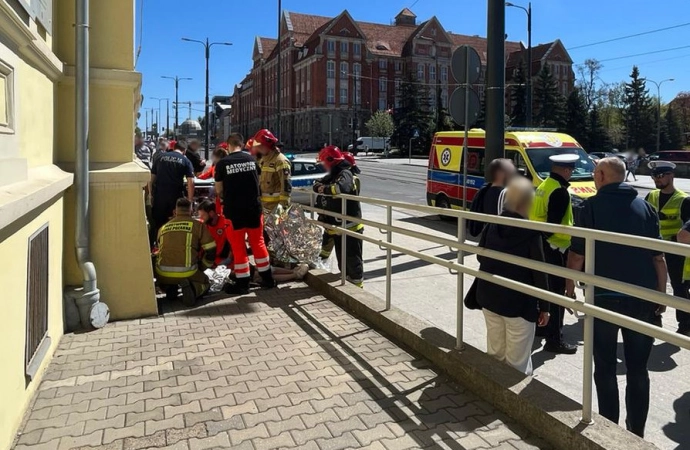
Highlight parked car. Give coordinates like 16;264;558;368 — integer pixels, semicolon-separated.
652;150;690;163
589;152;623;160
192;158;326;205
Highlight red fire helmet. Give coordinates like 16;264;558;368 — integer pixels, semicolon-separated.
341;151;357;167
252;129;278;148
318;145;344;169
244;138;255;150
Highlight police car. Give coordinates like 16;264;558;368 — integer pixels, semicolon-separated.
193;156;325;203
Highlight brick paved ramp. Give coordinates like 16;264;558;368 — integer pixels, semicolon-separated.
14;283;547;450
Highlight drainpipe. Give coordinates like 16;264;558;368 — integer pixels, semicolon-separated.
66;0;109;330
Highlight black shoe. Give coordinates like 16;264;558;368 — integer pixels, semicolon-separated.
544;341;578;355
224;278;250;296
677;326;690;337
180;280;196;306
652;315;663;327
164;285;178;302
259;270;276;289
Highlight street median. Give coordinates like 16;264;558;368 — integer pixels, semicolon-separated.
304;269;657;450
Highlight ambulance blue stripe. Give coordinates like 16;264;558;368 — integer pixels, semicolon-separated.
427;170;486;188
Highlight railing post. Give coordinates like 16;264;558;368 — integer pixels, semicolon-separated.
582;237;595;424
341;196;347;286
309;190;315;220
385;205;392;310
456;214;466;350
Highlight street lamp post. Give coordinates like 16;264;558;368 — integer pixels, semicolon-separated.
647;78;675;153
506;2;532;127
277;0;282;139
151;97;169;137
161;76;192;138
181;38;233;159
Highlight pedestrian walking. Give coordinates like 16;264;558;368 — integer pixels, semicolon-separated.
529;154;578;354
468;158;516;237
314;145;364;287
215;133;274;295
625;152;640;182
566;157;667;438
646;161;690;333
476;176;550;375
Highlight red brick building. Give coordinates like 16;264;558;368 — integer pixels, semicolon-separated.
230;8;574;149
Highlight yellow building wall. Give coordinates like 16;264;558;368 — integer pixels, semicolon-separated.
16;62;55;167
62;182;157;320
54;1;134;70
0;198;66;450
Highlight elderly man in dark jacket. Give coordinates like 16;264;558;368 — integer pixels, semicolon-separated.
477;176;551;375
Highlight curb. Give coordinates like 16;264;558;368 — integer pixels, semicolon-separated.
304;270;658;450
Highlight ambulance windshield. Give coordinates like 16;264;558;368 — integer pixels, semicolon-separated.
526;148;595;181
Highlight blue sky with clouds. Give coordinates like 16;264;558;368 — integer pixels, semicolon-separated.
135;0;689;124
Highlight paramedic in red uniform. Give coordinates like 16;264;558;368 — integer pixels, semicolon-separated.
215;133;274;295
197;199;233;267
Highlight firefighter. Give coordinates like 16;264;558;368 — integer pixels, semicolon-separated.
215;133;275;295
529;154;578;355
320;150;362;261
197;199;233;267
646;160;690;332
313;145;364;287
154;198;216;306
252;129;292;212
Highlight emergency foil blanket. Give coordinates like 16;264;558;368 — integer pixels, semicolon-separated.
264;204;322;267
204;265;231;293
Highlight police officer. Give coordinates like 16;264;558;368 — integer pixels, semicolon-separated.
529;154;578;354
314;146;364;287
155;198;216;305
646;161;690;331
252;129;292;212
150;140;195;240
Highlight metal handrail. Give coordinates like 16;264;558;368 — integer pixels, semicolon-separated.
297;187;690;426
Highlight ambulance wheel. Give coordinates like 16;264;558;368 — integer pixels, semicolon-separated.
435;195;455;222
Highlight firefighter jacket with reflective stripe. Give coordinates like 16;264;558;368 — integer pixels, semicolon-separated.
259;151;292;211
529;176;573;251
647;189;688;240
156;215;216;278
314;162;363;234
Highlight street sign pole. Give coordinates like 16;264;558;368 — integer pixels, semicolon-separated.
462;48;470;212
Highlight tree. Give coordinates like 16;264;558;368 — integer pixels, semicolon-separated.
392;72;433;154
576;58;604;111
533;65;566;129
661;106;684;150
588;106;611;151
435;87;454;132
510;61;528;127
565;88;589;147
623;66;655;150
365;110;394;137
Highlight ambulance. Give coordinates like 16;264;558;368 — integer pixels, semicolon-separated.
426;129;597;212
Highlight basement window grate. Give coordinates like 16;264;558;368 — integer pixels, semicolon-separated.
25;224;51;380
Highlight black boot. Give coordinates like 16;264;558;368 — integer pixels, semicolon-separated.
224;277;250;296
259;269;276;289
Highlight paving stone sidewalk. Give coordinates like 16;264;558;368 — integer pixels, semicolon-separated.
13;283;547;450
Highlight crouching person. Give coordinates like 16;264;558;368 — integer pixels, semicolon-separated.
314;145;364;287
155;198;216;305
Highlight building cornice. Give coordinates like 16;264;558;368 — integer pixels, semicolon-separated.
0;1;63;81
62;66;142;89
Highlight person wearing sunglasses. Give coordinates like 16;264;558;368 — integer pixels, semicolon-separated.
645;160;690;333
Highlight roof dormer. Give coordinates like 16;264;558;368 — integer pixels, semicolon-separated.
395;8;417;27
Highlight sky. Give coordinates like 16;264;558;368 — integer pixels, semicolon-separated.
135;0;689;127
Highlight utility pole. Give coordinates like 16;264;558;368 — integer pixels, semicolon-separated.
506;2;532;126
145;109;149;140
276;0;282;138
152;97;169;137
485;0;506;172
161;76;192;138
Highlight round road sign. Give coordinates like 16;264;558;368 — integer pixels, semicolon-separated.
451;45;481;85
448;88;480;127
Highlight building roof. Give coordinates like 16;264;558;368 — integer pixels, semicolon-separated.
505;41;566;69
257;37;278;57
396;7;417;18
285;11;332;47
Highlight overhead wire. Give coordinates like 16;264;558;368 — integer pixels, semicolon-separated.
578;44;690;65
568;22;690;50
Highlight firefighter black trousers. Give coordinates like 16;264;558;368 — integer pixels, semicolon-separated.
333;228;364;282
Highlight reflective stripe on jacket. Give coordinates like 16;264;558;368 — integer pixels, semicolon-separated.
259;151;292;210
156;215;216;278
647;189;687;240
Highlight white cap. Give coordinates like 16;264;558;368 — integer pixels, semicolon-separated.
648;160;676;174
549;154;579;167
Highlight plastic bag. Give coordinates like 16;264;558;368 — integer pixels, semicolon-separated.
204;265;231;293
